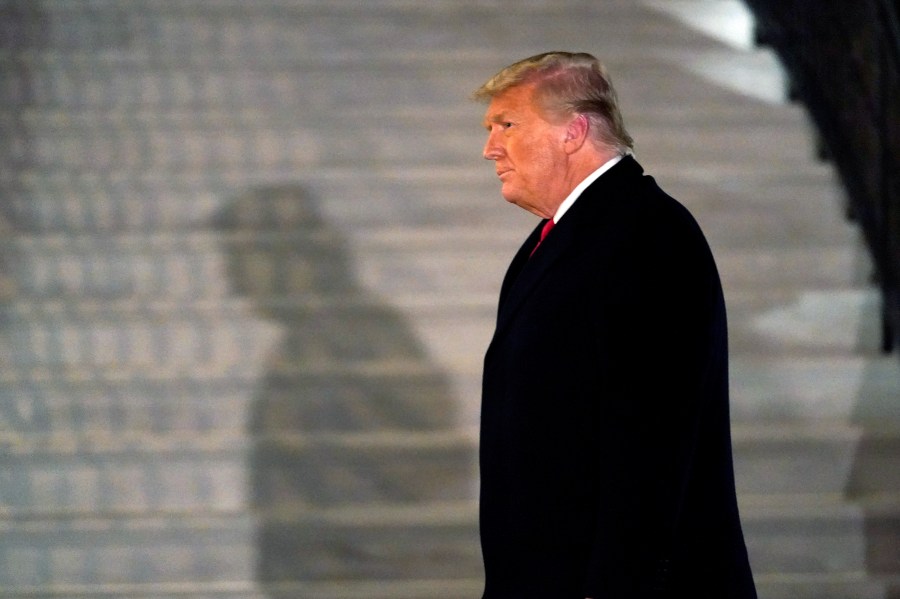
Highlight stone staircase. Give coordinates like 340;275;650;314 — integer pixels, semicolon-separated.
0;0;897;597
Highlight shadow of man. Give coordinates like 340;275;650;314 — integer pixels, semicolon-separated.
215;185;475;594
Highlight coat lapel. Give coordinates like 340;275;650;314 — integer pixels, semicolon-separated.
496;220;543;314
494;213;574;336
490;156;644;342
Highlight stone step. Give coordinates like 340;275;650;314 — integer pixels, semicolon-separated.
0;290;891;427
3;106;813;148
0;370;457;436
731;423;900;497
716;244;869;289
2;355;896;440
1;160;833;201
0;575;897;599
0;50;805;116
0;231;419;298
7;285;872;363
0;167;501;233
0;431;477;515
0;503;480;588
2;422;899;515
740;496;900;578
11;0;643;11
2;127;820;179
0;300;877;382
1;229;867;303
1;96;813;129
393;236;856;292
2;122;481;173
0;1;723;69
0;87;813;150
659;167;844;207
726;288;884;357
3;165;846;236
0;288;886;379
0;315;273;374
730;355;900;421
0;308;461;372
0;496;896;589
754;574;899;599
678;191;858;249
0;512;260;588
0;62;484;113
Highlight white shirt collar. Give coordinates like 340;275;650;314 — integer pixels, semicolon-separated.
552;154;624;223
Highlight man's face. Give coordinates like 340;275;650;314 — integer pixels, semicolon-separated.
482;83;570;218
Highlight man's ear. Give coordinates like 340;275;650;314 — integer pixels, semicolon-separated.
563;114;590;154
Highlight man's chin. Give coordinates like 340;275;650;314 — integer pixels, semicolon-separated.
500;189;543;217
500;187;520;206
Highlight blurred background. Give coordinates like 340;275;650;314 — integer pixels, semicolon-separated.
1;0;898;597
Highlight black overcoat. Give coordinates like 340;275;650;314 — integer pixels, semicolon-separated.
479;156;757;598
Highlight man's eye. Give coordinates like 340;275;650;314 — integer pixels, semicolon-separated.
502;122;513;129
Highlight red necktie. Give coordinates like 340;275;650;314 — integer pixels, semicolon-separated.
529;218;555;257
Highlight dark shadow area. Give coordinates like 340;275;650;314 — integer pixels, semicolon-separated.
215;185;476;592
0;1;45;429
0;0;48;232
847;353;900;598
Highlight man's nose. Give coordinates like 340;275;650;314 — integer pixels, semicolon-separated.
483;131;503;160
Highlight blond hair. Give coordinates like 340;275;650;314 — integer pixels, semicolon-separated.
472;51;634;153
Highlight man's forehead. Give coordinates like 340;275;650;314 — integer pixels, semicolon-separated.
483;87;533;120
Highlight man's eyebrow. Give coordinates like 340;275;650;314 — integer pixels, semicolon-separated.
484;112;515;127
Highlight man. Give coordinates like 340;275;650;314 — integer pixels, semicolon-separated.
474;52;757;598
